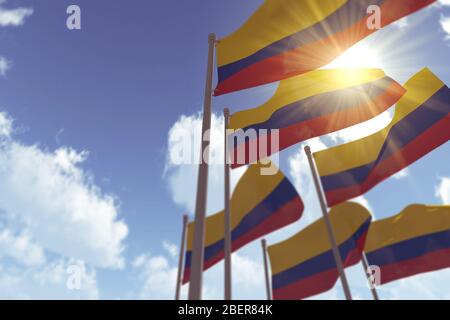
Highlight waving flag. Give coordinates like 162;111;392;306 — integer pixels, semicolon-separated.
365;205;450;285
268;202;371;300
314;68;450;207
214;0;436;95
182;163;303;284
228;69;405;168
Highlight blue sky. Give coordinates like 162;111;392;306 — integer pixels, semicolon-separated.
0;0;449;299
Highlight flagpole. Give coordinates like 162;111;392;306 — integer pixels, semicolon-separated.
361;252;380;300
188;33;216;300
261;239;272;300
223;108;232;300
304;145;353;300
175;214;189;300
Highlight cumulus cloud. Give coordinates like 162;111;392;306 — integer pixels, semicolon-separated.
380;269;450;300
132;253;179;300
132;241;266;300
163;240;178;258
440;15;450;39
0;111;12;136
0;112;128;269
164;112;246;215
0;229;45;267
0;260;98;299
436;177;450;203
0;56;11;76
132;250;217;300
436;1;450;39
0;3;33;27
0;2;32;76
351;196;373;214
393;17;409;29
232;253;265;292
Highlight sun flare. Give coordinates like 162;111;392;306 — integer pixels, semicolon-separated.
324;44;384;69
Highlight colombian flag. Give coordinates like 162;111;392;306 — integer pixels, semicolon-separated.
314;68;450;207
268;202;371;300
228;69;405;168
182;162;303;284
365;205;450;285
214;0;435;96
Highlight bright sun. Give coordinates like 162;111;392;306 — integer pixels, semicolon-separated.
324;44;383;69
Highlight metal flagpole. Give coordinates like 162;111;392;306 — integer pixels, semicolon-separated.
361;252;380;300
188;33;216;300
261;239;272;300
223;108;232;300
304;145;353;300
175;214;189;300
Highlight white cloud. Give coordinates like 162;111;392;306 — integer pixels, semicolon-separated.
0;111;128;269
393;17;409;29
0;2;32;76
0;229;45;267
0;111;12;137
439;0;450;7
436;177;450;203
0;4;32;27
391;168;409;179
164;112;246;215
380;269;450;300
132;252;182;300
0;56;11;76
232;253;265;292
163;240;178;258
0;259;98;299
352;196;373;214
133;241;266;300
432;1;450;42
132;250;220;300
440;15;450;39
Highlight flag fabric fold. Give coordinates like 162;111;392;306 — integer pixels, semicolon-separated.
268;202;371;300
214;0;436;95
228;68;405;168
182;162;303;284
365;204;450;285
314;68;450;207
